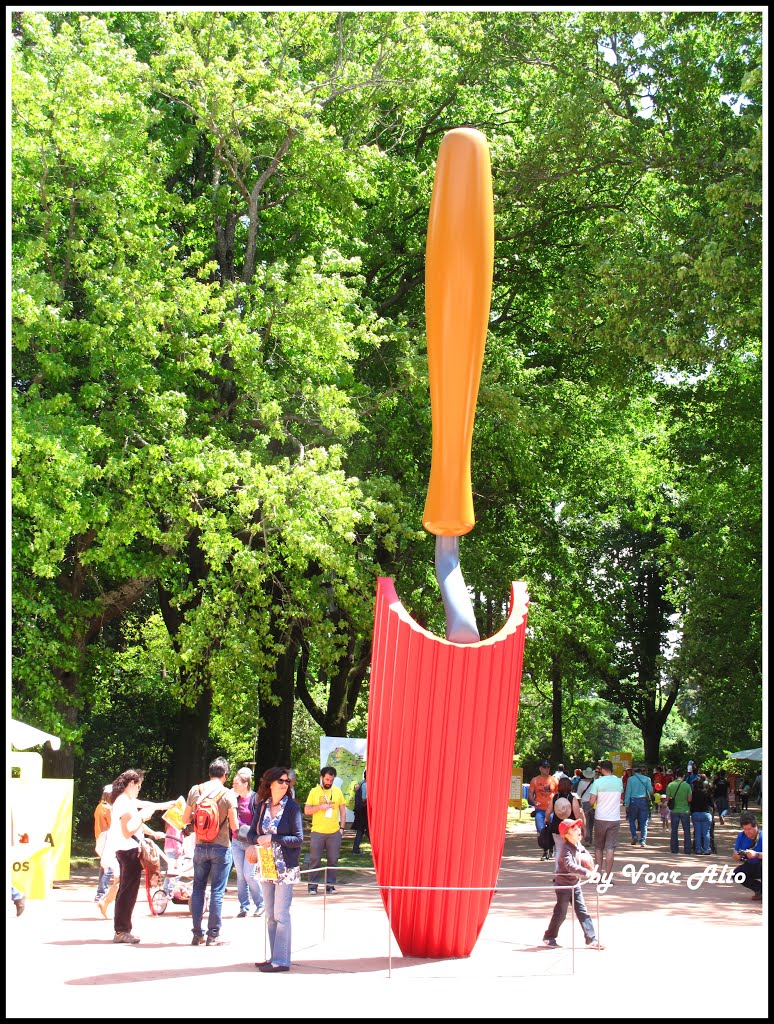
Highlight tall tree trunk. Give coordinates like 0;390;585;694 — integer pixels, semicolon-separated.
168;673;213;797
158;529;213;791
550;651;564;764
254;626;301;776
42;692;78;779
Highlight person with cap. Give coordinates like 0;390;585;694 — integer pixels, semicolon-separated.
94;784;114;902
542;819;602;948
575;767;596;846
624;765;654;847
230;766;264;918
528;761;559;856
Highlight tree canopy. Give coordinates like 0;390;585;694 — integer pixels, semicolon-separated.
11;10;762;828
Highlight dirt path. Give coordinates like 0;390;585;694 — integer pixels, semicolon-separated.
6;814;766;1019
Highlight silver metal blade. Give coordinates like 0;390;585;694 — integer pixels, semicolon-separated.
435;535;480;644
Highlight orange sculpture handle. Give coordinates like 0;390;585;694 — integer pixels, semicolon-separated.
422;128;494;536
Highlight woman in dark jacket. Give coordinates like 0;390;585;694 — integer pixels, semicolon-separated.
248;767;303;972
690;780;716;855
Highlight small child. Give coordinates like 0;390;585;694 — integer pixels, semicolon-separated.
543;819;602;949
162;822;184;896
660;795;670;831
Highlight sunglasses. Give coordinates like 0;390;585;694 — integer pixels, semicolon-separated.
275;778;290;785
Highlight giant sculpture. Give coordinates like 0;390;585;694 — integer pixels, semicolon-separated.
367;128;530;958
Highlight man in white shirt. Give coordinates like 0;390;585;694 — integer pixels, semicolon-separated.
589;760;624;879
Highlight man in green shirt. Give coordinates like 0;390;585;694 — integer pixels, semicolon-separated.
666;769;692;854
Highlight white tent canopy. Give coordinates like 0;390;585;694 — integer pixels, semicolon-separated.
9;718;61;751
726;747;763;761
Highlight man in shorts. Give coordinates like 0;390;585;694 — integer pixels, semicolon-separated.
589;760;624;880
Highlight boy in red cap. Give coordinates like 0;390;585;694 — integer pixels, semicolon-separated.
543;819;602;949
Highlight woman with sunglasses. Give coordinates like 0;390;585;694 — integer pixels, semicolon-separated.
248;767;303;972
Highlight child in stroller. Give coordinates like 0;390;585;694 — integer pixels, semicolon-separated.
146;832;209;916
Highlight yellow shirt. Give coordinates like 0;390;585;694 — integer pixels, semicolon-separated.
306;784;345;834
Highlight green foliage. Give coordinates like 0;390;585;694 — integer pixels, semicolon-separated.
11;10;761;813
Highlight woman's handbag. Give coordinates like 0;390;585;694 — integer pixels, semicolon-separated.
138;837;161;874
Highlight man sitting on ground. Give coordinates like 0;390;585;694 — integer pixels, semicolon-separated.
733;812;763;902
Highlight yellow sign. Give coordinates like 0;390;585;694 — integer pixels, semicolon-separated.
509;767;524;808
609;752;632;777
258;845;278;880
9;778;73;896
162;796;186;832
10;844;57;899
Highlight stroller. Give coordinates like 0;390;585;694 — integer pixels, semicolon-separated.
145;833;209;916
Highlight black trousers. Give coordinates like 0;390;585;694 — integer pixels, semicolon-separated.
114;847;143;934
734;860;762;895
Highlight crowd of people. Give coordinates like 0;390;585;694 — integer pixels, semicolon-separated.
527;757;764;932
13;751;759;967
89;759;369;971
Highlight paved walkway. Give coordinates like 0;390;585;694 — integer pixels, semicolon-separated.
6;816;766;1018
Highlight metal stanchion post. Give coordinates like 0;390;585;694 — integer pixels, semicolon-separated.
595;885;600;949
388;887;392;979
571;886;575;974
322;865;327;941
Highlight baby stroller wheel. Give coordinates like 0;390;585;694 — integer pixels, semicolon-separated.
151;889;169;915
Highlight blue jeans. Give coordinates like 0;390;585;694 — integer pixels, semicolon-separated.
544;885;596;943
692;812;712;853
628;798;649;843
231;841;264;912
670;812;691;854
191;843;233;938
96;864;114;899
535;809;548;833
262;881;294;967
162;854;177;896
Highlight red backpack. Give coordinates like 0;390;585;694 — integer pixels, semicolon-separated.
193;785;226;842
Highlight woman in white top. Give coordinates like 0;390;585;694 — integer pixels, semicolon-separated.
106;769;164;944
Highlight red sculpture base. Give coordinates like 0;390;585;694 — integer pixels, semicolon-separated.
367;577;528;958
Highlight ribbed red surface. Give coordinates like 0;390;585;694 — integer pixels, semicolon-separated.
367;577;528;958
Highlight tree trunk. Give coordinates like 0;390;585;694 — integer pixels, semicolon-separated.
643;725;663;771
168;675;213;797
42;695;78;779
254;628;300;776
550;651;564;764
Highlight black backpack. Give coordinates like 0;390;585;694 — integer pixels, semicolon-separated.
537;824;554;851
